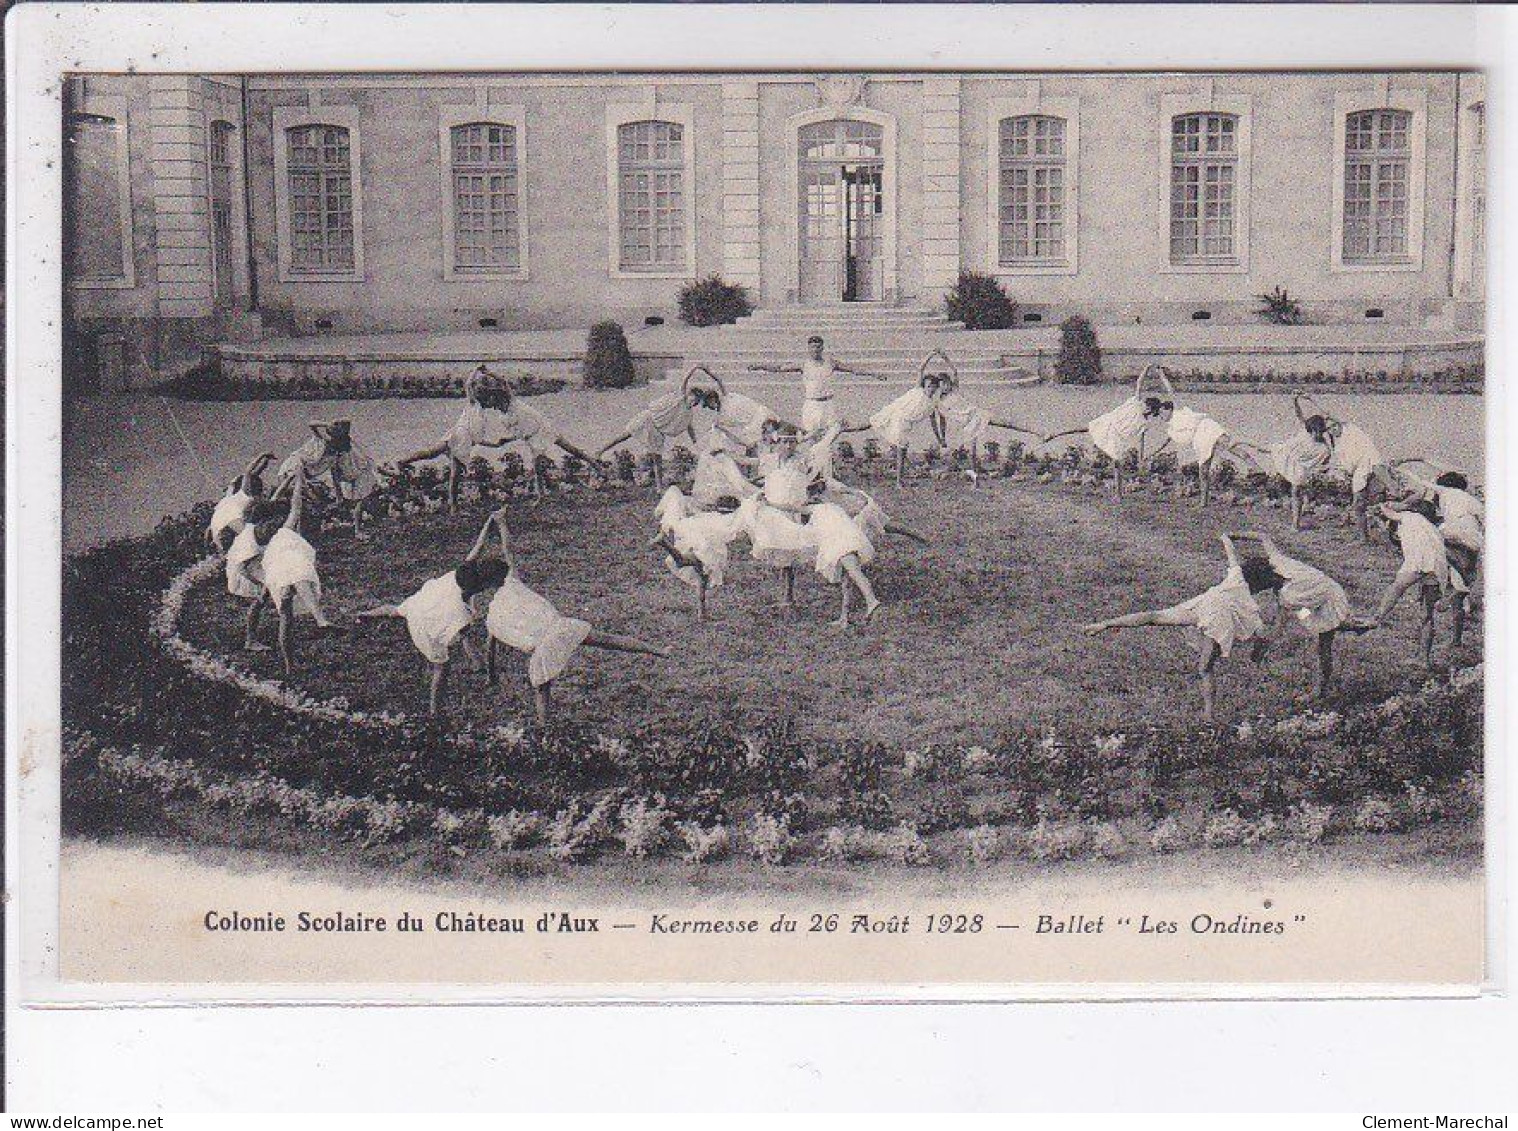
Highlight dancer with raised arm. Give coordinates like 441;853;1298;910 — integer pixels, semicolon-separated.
463;509;668;725
596;366;718;490
1041;364;1171;500
651;487;746;621
384;366;505;511
1229;531;1373;700
1083;533;1268;723
1392;458;1484;628
208;451;276;551
1368;498;1465;668
357;507;518;715
278;419;379;538
1297;393;1396;541
234;478;339;676
928;350;1043;480
856;355;945;489
1145;398;1262;508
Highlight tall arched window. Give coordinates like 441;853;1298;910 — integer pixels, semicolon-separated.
286;123;354;273
1342;109;1412;263
617;120;686;272
998;115;1066;265
450;122;520;272
1169;112;1237;263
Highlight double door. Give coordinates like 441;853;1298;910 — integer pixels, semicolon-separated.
799;161;884;303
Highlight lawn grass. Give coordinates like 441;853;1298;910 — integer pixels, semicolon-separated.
173;469;1477;747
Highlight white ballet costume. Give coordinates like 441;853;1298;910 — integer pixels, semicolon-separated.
870;386;937;448
225;524;265;600
1176;564;1265;657
624;391;694;456
395;571;476;665
1087;397;1149;461
936;391;992;446
716;391;776;451
745;459;817;568
691;440;758;508
209;484;255;545
1267;552;1351;635
1394;511;1461;593
1166;406;1229;465
484;575;593;687
656;488;742;590
1331;423;1384;495
1433;486;1484;554
261;527;324;615
1270;433;1332;487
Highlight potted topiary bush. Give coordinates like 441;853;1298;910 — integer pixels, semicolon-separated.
583;320;637;388
678;276;755;327
1053;315;1102;384
945;271;1019;330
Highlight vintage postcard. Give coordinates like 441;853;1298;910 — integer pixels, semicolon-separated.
8;3;1501;1003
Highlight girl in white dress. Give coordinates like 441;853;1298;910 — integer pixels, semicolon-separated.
1369;499;1464;668
1392;459;1484;614
236;480;339;676
1145;400;1262;507
357;508;519;715
1296;394;1394;541
207;452;276;550
1230;531;1372;699
1084;534;1269;722
690;428;760;508
278;420;380;538
1042;366;1172;500
386;367;503;511
931;356;1043;481
596;367;718;490
856;363;944;489
651;487;747;620
434;511;668;725
707;376;781;455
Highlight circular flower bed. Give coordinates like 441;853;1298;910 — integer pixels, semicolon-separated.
63;444;1484;869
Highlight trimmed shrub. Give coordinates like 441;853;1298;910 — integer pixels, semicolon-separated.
945;271;1019;330
678;276;754;327
1054;315;1103;385
583;321;637;388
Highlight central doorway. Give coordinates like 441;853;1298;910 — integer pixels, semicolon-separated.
798;119;886;303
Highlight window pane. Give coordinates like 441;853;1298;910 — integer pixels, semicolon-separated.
998;116;1067;264
287;124;355;271
1170;113;1238;262
1343;109;1412;261
618;119;686;269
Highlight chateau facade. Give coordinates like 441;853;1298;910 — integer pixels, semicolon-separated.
65;70;1486;359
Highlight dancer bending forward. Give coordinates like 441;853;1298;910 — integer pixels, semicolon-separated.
1084;533;1269;723
1043;365;1171;500
208;451;276;550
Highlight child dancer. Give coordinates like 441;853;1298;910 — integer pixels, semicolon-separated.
690;428;760;508
278;420;380;538
1084;533;1268;722
708;376;781;454
236;479;339;676
1146;401;1260;507
1232;406;1334;530
595;367;717;490
740;422;823;610
1393;459;1484;612
1368;499;1465;667
357;507;518;715
857;358;944;489
1297;394;1395;541
470;509;667;725
384;367;504;511
929;351;1042;479
652;487;746;620
1230;531;1371;699
1042;366;1171;500
208;451;276;550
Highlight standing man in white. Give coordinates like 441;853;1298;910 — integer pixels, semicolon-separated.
748;334;885;434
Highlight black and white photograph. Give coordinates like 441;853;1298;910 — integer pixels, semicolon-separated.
10;9;1494;998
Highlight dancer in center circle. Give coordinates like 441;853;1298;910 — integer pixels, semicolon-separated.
595;366;720;490
208;451;277;551
1083;533;1268;723
478;508;667;725
357;507;518;715
1041;365;1172;500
